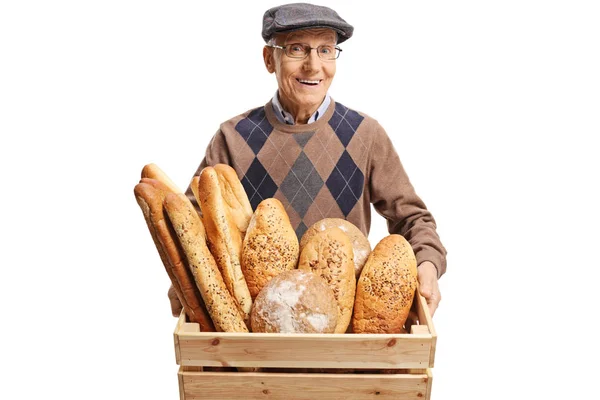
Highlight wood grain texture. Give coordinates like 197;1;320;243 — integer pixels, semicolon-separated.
178;369;431;400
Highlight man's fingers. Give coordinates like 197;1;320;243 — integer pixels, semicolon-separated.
419;283;433;299
423;295;440;317
168;285;183;317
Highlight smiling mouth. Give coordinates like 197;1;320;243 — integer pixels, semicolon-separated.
297;78;322;86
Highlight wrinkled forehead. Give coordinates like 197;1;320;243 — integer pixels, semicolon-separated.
278;28;337;44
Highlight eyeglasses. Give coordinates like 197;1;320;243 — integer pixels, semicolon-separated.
267;43;342;60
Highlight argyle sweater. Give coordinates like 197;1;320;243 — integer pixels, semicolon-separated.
186;99;447;276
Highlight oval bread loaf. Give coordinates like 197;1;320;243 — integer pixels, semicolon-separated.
242;198;299;300
298;227;356;333
300;218;371;278
251;269;338;333
351;234;418;334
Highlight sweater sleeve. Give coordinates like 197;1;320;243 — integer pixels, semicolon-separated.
368;123;447;277
184;128;232;213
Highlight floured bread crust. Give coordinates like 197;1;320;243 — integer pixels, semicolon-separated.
250;270;337;333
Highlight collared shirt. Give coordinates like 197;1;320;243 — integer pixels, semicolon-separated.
271;91;331;125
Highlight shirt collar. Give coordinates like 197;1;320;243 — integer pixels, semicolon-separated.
271;91;331;125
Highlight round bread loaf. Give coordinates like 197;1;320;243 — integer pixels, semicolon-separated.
250;270;338;333
300;218;371;278
351;234;418;334
242;198;299;300
298;227;356;333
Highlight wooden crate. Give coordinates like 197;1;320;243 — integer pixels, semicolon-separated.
174;292;436;400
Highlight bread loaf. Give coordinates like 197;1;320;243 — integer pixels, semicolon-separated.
189;175;201;214
242;198;299;299
213;164;253;236
300;218;371;278
163;192;248;332
250;270;338;333
197;166;252;324
141;163;183;194
351;234;417;334
298;227;356;333
134;178;214;332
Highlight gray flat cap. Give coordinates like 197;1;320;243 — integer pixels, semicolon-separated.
262;3;354;44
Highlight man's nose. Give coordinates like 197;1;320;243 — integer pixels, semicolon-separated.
303;49;321;70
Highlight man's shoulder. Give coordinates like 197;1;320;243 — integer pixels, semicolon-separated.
329;100;381;129
219;104;269;130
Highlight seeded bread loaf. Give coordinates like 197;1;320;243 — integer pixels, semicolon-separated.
351;234;418;334
300;218;371;278
134;178;214;332
298;227;356;333
198;166;253;324
242;198;299;300
250;269;338;333
163;192;248;332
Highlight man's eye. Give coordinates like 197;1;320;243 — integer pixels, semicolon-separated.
290;44;304;53
319;46;333;54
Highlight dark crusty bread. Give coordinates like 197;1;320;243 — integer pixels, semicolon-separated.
198;166;252;324
298;227;356;333
163;192;248;332
134;178;214;332
351;234;418;334
213;164;253;237
250;270;338;333
242;198;299;300
300;218;371;278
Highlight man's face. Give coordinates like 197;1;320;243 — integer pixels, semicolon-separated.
265;28;337;116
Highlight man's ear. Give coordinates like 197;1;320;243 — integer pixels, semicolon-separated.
263;46;276;73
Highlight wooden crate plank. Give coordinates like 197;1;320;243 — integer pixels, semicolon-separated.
173;312;187;365
177;332;432;369
415;293;437;367
425;368;433;400
179;370;430;400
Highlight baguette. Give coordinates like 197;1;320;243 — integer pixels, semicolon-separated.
197;167;253;324
351;234;417;334
189;175;201;213
134;178;214;332
163;192;248;332
141;163;183;194
213;164;253;236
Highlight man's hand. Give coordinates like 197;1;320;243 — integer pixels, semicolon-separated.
168;284;183;317
417;261;441;317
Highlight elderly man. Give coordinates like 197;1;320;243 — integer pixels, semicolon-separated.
172;3;446;317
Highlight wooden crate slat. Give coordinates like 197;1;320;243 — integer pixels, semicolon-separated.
178;369;430;400
177;332;432;368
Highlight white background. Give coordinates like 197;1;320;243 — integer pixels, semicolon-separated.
1;1;599;399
